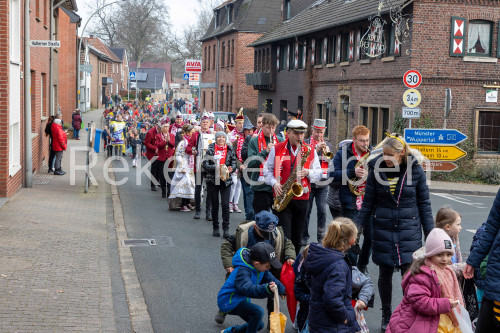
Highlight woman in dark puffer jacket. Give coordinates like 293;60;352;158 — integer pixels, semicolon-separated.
356;133;434;332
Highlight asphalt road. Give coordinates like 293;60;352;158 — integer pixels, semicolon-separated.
113;160;495;333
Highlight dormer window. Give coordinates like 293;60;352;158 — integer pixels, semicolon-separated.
227;5;234;24
284;0;291;20
214;10;220;29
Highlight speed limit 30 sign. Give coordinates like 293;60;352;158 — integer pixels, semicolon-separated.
403;88;422;108
403;70;422;88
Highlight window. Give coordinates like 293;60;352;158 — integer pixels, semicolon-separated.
35;0;40;18
211;91;214;109
342;32;349;61
230;86;233;112
204;47;207;70
298;44;304;69
284;0;291;20
279;45;286;71
327;36;335;64
289;43;294;70
226;85;229;111
10;0;21;176
315;38;323;65
388;24;401;56
298;96;303;112
280;100;288;122
212;46;216;69
468;21;492;56
359;105;391;145
266;99;273;113
221;42;225;67
316;103;330;139
478;111;500;152
227;43;231;67
254;50;258;71
207;46;211;70
266;48;270;71
214;10;220;29
41;73;45;116
220;85;224;111
203;92;206;108
231;39;234;66
228;5;233;24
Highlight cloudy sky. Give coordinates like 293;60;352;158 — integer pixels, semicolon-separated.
77;0;201;35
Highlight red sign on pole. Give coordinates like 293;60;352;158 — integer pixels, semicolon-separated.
185;59;203;73
403;70;422;89
422;161;458;172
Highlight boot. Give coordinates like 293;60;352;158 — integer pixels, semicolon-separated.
194;210;201;219
54;168;66;176
213;227;220;237
206;211;212;221
223;228;230;239
381;307;392;332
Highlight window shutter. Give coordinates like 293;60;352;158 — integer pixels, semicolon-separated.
302;45;306;69
311;39;316;65
349;30;355;61
287;44;290;70
294;42;299;69
277;47;280;71
323;37;328;64
336;33;342;62
356;30;361;60
450;16;466;57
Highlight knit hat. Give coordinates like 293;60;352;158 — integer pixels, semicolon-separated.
424;228;454;258
215;131;227;140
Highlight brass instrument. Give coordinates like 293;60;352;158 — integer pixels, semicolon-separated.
348;141;384;196
272;142;311;212
321;141;334;159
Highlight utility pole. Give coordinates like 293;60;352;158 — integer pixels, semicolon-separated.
24;0;32;187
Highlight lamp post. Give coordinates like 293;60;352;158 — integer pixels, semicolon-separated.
341;97;350;115
324;97;333;115
77;0;126;111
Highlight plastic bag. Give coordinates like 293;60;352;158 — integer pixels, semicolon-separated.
453;304;473;333
270;288;287;333
461;277;479;320
437;314;460;333
355;307;369;333
280;261;297;323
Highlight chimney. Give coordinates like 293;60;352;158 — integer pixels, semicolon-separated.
89;35;94;39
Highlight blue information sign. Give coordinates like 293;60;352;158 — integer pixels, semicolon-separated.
183;73;190;80
404;128;467;145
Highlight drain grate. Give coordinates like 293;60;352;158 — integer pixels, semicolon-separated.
122;239;156;247
33;175;53;185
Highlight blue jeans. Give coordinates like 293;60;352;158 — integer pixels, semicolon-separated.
74;129;80;139
229;301;265;333
303;186;328;243
241;177;255;221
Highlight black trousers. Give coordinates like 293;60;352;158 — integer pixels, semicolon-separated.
276;199;309;255
157;160;166;195
150;159;160;188
252;191;274;214
475;297;500;332
378;264;411;310
207;182;231;230
195;179;212;214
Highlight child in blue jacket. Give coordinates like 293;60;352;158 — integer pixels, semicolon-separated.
217;242;286;333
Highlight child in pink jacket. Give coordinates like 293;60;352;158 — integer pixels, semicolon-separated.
387;228;464;333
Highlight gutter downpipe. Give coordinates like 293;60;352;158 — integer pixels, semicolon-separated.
24;0;32;187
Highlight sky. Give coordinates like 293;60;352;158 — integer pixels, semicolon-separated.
77;0;202;36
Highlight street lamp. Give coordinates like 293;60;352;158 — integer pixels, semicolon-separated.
324;97;333;115
341;97;351;115
77;0;126;112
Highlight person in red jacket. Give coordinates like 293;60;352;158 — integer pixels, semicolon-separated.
144;119;161;191
155;121;175;198
51;118;67;175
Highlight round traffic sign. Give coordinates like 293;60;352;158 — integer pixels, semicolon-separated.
403;70;422;88
403;89;422;108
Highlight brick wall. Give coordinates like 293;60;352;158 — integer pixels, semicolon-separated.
0;0;10;197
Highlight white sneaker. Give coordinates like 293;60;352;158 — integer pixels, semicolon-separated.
233;204;242;213
229;202;234;213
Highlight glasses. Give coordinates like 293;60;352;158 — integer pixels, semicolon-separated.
356;139;370;143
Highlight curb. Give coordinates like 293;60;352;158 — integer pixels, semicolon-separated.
429;188;498;197
110;172;154;333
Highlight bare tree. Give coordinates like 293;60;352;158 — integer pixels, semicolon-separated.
85;0;119;47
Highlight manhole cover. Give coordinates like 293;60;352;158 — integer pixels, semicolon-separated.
122;239;156;247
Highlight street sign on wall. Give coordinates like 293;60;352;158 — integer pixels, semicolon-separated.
422;161;459;172
403;70;422;88
410;145;467;161
185;59;202;73
30;40;60;47
403;88;422;108
402;107;421;119
404;128;467;145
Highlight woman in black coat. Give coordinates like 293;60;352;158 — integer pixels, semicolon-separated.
355;133;434;332
202;131;237;239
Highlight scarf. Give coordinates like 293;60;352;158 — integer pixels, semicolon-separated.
214;144;228;164
258;130;278;178
236;133;245;162
425;258;464;327
352;142;368;210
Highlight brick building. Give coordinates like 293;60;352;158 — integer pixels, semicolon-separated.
248;0;500;158
1;0;78;199
199;0;282;114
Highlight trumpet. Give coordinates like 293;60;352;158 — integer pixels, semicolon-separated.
322;145;334;159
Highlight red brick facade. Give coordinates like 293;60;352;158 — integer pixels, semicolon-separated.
252;0;500;155
201;31;263;113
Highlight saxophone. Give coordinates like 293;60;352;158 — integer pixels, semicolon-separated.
272;142;311;212
348;141;384;196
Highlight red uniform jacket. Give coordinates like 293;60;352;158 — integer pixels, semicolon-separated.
144;126;159;160
155;133;176;163
186;131;211;173
51;123;67;151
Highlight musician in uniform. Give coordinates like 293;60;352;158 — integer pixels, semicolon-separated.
238;116;256;221
228;108;245;213
264;119;323;254
246;113;283;214
185;112;214;220
302;119;334;244
331;125;372;272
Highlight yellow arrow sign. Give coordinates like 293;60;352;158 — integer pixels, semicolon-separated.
410;145;467;161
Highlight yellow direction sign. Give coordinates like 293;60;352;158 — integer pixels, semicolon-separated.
403;88;422;108
410;145;467;161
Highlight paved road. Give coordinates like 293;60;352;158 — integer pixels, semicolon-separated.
113;160;495;333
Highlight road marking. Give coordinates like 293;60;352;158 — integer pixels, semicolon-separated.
431;193;486;209
466;229;477;234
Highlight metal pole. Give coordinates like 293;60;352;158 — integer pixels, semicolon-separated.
24;0;32;188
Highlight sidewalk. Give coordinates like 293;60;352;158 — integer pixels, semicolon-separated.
0;109;130;332
429;180;500;197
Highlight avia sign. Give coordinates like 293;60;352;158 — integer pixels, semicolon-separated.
185;59;202;73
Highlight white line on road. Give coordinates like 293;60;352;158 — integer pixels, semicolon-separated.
431;193;486;209
466;229;477;234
